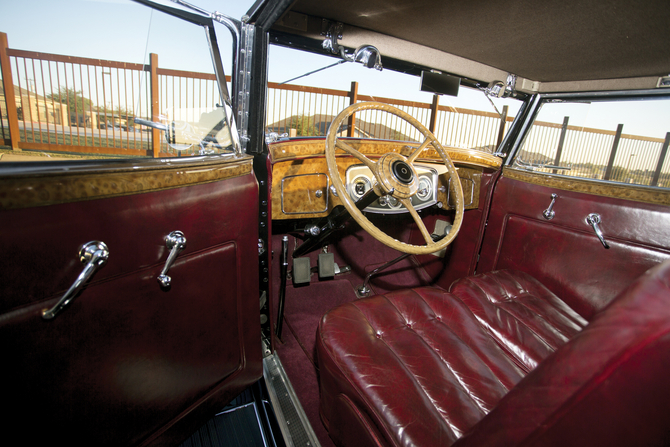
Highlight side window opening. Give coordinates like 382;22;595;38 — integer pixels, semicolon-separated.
0;0;237;163
513;96;670;188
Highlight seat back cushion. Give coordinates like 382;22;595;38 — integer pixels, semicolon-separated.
449;269;587;373
453;260;670;447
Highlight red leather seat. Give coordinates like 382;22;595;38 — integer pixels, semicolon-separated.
316;266;670;447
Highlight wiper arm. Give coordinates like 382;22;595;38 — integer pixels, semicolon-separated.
515;158;572;171
134;117;167;132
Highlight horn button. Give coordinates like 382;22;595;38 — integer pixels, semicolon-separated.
392;160;414;184
376;153;418;199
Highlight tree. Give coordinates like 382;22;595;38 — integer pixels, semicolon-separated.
47;87;95;113
289;114;320;136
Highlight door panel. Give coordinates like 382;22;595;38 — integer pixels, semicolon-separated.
478;169;670;319
0;157;261;445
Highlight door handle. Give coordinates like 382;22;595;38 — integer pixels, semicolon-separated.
158;231;186;287
42;241;109;320
586;213;610;249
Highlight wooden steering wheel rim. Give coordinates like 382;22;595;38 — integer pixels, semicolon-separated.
325;101;465;255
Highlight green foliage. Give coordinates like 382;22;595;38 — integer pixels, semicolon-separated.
289;115;320;136
47;87;95;113
608;165;631;182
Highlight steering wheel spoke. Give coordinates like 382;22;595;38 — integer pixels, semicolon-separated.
335;139;377;171
325;101;464;255
407;137;432;164
400;198;435;246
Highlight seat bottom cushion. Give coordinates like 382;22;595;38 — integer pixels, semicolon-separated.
316;270;587;447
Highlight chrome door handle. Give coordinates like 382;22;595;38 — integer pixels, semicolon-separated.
586;213;610;249
42;241;109;320
543;193;558;220
158;231;186;287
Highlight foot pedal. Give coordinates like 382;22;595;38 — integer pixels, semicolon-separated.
292;257;312;284
318;253;335;279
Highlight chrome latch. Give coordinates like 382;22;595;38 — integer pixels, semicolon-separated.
158;231;187;287
586;213;610;249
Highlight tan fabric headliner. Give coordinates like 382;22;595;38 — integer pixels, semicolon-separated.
287;0;669;88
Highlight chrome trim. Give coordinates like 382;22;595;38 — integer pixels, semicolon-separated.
157;231;187;287
586;213;610;249
0;153;247;177
236;23;255;150
345;163;438;214
42;241;109;320
542;193;558;220
263;353;321;447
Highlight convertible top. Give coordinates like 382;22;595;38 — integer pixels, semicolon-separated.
277;0;669;93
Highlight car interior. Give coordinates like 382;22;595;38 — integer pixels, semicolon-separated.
0;0;669;446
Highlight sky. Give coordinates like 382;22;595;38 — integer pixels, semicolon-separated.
0;0;520;116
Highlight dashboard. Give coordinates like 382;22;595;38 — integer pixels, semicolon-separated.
269;139;501;220
346;163;439;214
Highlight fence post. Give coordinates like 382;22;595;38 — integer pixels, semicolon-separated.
347;81;358;137
651;132;670;187
495;105;508;149
429;95;439;133
0;32;21;150
553;116;569;173
150;52;160;157
604;124;624;181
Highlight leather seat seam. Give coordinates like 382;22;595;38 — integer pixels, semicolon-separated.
357;294;473;439
503;273;585;337
321;303;422;445
464;276;559;354
412;287;513;394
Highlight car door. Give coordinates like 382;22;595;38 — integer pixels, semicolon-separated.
477;92;670;320
0;2;262;445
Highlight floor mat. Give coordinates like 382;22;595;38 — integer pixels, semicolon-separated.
282;278;358;364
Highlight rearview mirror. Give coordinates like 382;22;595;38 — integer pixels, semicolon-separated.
420;71;460;97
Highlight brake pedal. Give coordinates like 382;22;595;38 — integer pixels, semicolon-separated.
292;257;312;284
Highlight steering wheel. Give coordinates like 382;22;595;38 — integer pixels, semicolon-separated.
325;101;464;255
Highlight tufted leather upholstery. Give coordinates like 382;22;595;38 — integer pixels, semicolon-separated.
316;266;670;447
448;269;587;373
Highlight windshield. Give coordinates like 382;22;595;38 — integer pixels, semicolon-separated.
266;44;522;152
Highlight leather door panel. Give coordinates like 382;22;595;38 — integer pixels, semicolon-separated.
477;170;670;319
0;157;261;445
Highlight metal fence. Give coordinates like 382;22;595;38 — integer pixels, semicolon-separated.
266;80;511;151
1;32;512;159
2;31;668;190
519;119;670;188
0;33;221;158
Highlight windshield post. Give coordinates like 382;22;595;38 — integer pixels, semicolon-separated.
131;0;243;156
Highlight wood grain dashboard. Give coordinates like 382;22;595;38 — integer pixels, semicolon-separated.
269;139;500;220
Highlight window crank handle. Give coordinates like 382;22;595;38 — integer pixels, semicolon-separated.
158;231;187;287
542;193;558;220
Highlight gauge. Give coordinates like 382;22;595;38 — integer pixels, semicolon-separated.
387;196;400;208
351;176;372;199
417;176;432;200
